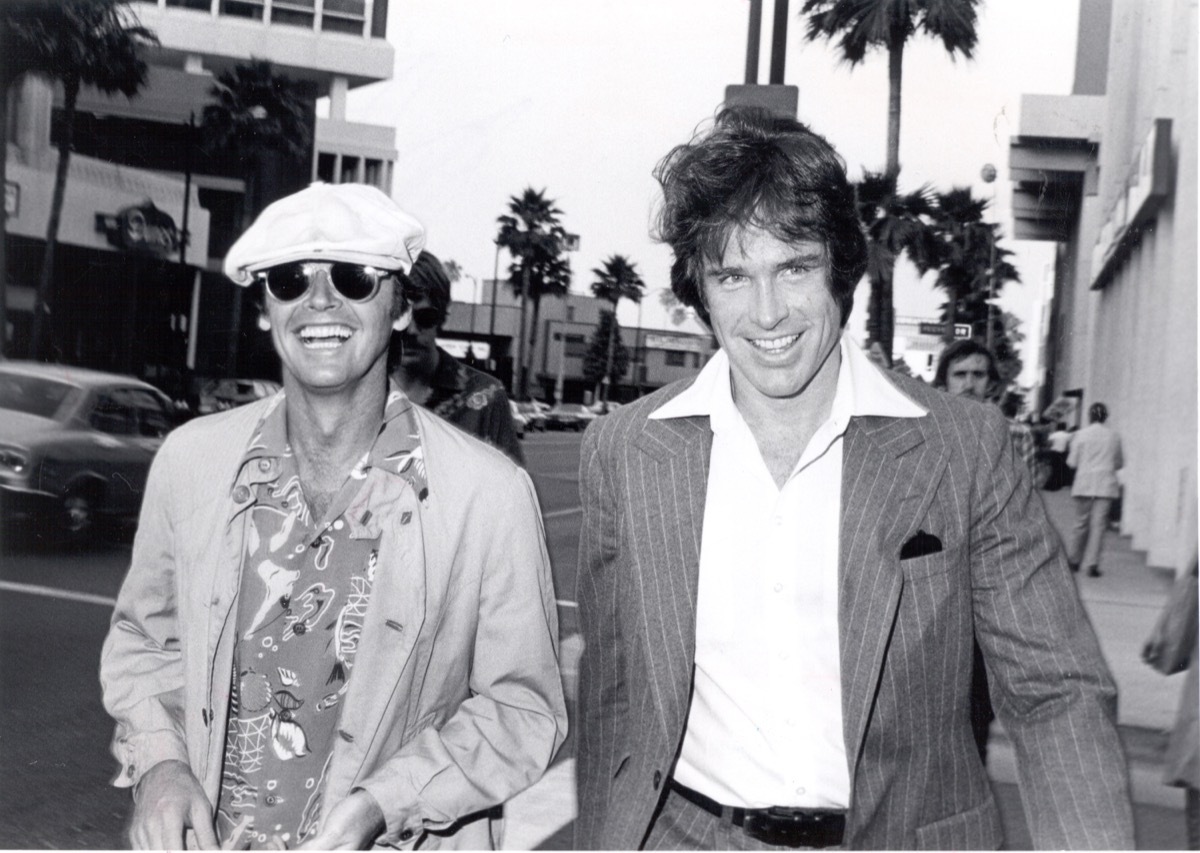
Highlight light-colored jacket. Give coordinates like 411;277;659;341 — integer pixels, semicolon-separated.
1068;422;1124;498
100;396;567;849
575;370;1133;850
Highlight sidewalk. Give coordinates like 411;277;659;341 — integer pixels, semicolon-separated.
503;487;1190;848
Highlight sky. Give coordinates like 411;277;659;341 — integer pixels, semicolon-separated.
341;0;1082;387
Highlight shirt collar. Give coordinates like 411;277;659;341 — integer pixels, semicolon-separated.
235;382;429;503
648;334;926;424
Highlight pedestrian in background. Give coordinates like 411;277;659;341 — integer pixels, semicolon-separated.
100;183;565;850
574;106;1133;850
1046;421;1074;490
390;250;525;465
1066;402;1124;577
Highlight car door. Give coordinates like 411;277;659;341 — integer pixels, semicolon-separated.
84;390;145;516
116;387;172;512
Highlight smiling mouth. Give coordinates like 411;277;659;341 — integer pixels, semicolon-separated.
749;333;799;353
298;324;353;348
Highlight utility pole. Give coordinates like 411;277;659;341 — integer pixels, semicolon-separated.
981;163;998;352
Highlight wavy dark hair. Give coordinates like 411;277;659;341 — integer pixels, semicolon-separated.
933;339;1001;392
652;106;867;327
402;251;452;326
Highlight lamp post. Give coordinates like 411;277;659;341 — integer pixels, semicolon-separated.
981;163;998;352
487;239;500;373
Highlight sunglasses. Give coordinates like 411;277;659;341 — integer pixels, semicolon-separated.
257;262;393;304
409;307;442;330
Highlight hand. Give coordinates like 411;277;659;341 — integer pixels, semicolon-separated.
296;789;386;850
129;759;219;850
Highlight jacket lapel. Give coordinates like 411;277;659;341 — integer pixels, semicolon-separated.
839;414;947;783
631;415;711;740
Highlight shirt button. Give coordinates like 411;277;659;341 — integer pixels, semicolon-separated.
293;623;307;635
398;829;414;842
126;765;135;778
265;795;277;806
773;582;783;593
258;459;272;472
233;485;251;503
796;787;806;796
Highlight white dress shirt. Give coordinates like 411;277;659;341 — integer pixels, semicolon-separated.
650;335;925;809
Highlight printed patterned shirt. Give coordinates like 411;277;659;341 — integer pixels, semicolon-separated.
215;389;428;849
422;347;524;466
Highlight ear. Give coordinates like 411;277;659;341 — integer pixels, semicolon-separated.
392;304;412;332
257;314;271;332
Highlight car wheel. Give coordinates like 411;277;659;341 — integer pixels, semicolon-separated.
59;485;100;543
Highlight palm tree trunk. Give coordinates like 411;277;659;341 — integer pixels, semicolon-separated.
0;73;11;357
515;262;530;399
526;293;543;399
226;169;256;377
602;306;617;403
886;37;904;181
31;76;79;362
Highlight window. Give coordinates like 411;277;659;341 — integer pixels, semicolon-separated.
364;159;383;188
664;351;687;367
166;0;214;10
219;0;264;19
89;395;137;436
272;0;315;27
565;306;575;322
339;155;359;184
316;152;336;183
321;0;366;33
564;334;587;359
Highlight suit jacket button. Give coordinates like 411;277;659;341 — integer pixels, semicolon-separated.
653;770;662;789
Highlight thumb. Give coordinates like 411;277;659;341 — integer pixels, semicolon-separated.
191;802;220;850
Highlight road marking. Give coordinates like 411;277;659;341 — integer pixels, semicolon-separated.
543;506;582;519
0;580;117;607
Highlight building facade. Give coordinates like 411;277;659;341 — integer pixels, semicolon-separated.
438;280;717;404
3;0;396;396
1008;0;1197;573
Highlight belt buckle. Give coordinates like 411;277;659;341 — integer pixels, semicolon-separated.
742;808;842;849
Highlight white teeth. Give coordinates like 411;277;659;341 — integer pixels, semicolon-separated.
299;325;352;346
751;334;799;352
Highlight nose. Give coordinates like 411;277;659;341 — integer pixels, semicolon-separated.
303;269;341;310
751;279;787;329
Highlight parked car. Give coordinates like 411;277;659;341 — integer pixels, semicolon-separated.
0;361;177;541
196;377;282;415
508;400;527;438
544;403;599;432
514;401;548;432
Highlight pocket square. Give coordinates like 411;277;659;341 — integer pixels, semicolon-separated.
900;530;943;560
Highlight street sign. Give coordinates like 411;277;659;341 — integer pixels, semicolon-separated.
918;322;972;339
4;181;17;218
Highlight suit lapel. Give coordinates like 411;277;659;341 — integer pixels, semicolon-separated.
839;414;947;783
631;415;711;739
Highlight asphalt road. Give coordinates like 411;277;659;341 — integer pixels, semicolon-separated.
0;430;586;850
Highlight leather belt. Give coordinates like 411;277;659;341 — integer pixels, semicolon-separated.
670;780;845;848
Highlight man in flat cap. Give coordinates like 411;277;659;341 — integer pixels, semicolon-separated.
100;183;567;850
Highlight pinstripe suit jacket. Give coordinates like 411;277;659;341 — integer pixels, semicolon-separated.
574;370;1134;850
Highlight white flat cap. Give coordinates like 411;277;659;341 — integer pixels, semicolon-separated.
223;182;426;285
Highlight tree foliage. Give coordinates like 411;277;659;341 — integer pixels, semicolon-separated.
7;0;158;360
583;310;629;389
496;187;572;398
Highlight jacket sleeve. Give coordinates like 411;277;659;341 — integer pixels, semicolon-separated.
99;437;191;789
355;465;567;846
968;407;1134;849
573;424;629;849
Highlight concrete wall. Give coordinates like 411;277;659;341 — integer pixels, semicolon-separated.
1061;0;1198;571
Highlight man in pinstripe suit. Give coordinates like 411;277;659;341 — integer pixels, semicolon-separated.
574;108;1133;850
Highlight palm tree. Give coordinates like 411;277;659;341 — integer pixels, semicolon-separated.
495;188;571;399
802;0;980;181
590;254;645;403
11;0;157;361
855;171;938;362
929;187;1019;344
583;310;630;394
803;0;980;359
202;60;310;375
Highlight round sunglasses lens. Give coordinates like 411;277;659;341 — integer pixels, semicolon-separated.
265;264;310;301
329;264;380;301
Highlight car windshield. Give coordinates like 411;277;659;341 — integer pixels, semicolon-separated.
0;373;75;419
